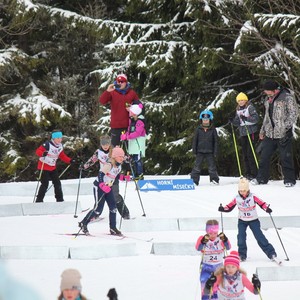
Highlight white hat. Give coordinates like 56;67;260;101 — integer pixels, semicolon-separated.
60;269;82;292
238;177;249;191
130;104;142;116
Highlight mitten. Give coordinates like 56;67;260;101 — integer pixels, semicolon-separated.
201;234;210;244
124;175;131;181
252;274;261;291
266;207;272;213
205;273;217;289
99;182;111;193
120;133;127;141
107;288;118;300
240;115;247;122
42;151;48;157
218;205;225;212
218;232;228;242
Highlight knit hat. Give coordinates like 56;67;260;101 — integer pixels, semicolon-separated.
238;177;249;191
111;146;125;158
130;104;143;116
60;269;82;292
100;135;111;146
224;251;240;268
51;131;63;139
262;80;279;91
116;74;128;82
236;92;248;102
206;224;219;234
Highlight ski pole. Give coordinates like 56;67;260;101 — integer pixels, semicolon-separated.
74;191;106;238
46;164;71;192
219;204;227;257
220;203;224;232
257;287;263;300
123;143;146;216
119;171;130;230
209;287;213;300
231;122;242;177
269;210;290;261
244;125;259;168
74;165;83;218
33;160;45;203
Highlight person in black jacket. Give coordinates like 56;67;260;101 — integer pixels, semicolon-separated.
191;110;219;185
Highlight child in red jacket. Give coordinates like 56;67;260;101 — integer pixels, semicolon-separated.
35;130;73;202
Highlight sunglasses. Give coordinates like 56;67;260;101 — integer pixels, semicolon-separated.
117;81;126;84
202;114;210;119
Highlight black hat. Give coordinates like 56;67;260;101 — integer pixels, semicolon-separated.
262;80;279;91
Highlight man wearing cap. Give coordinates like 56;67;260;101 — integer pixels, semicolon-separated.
251;80;298;187
99;73;140;146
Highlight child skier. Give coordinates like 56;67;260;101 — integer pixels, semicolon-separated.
78;146;125;236
218;177;277;261
35;130;73;203
204;250;261;299
82;135;130;219
195;219;231;300
231;92;259;180
191;109;219;185
120;102;146;180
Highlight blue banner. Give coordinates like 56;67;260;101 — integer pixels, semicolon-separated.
138;179;195;191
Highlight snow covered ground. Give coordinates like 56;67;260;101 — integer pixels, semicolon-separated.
0;175;300;299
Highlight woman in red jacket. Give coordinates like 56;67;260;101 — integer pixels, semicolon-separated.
35;130;72;203
99;73;140;146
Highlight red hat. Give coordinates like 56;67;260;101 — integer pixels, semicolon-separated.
224;251;240;268
116;74;128;82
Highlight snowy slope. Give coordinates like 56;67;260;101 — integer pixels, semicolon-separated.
0;175;300;299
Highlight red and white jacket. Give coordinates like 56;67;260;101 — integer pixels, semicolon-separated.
36;140;71;171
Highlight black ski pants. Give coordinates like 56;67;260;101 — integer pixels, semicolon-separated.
240;134;258;178
36;169;63;202
191;153;219;184
256;132;296;184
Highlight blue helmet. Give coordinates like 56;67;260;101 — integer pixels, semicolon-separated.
199;110;213;120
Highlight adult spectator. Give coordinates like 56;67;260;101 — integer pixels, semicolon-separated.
99;73;140;146
251;80;298;187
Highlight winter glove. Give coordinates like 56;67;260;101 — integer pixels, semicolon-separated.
107;288;118;300
228;118;233;124
70;158;77;164
252;274;261;291
42;151;48;157
119;174;131;182
218;204;225;212
120;133;127;141
218;232;228;242
201;234;210;244
205;273;217;289
240;115;247;122
279;128;293;146
266;207;272;214
99;182;111;193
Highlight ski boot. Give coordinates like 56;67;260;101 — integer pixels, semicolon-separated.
110;227;123;236
78;222;89;235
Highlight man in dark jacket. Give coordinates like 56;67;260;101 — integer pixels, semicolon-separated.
251;80;298;187
191;110;219;186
